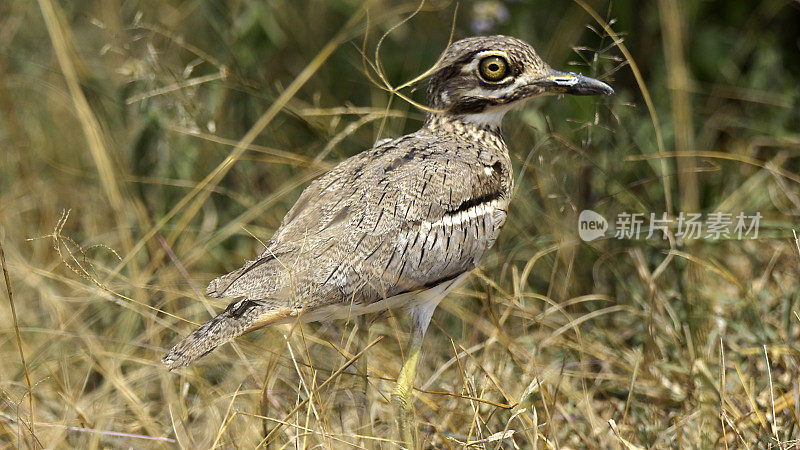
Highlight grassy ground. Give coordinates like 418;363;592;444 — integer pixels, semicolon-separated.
1;0;799;448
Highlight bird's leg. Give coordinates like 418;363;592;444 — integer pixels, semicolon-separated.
391;302;437;449
392;328;423;447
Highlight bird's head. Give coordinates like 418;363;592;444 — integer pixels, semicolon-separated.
426;35;613;128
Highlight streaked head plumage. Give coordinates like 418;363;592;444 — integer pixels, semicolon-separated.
426;35;613;127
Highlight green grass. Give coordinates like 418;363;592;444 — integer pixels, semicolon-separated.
1;0;799;447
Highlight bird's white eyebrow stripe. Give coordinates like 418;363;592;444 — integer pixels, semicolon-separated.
474;50;511;60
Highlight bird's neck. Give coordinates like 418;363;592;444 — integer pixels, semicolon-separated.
422;114;508;160
424;113;504;140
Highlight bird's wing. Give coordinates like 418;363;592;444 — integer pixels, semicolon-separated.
163;133;510;369
211;132;509;303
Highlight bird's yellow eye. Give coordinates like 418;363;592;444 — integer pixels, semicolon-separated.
478;55;509;82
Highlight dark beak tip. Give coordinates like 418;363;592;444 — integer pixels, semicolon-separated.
539;70;614;96
579;75;614;96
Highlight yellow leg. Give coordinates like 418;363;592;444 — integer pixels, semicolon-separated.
390;277;464;447
392;335;422;449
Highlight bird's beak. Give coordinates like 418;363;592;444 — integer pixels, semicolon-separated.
533;68;614;96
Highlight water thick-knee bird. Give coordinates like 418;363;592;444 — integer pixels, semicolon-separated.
162;35;612;446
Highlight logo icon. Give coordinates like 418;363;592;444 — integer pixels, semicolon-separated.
578;210;608;242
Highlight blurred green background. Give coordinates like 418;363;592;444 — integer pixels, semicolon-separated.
1;0;799;447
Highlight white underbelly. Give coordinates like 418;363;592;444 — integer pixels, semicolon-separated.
296;271;471;323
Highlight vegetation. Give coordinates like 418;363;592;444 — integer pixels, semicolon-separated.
1;0;798;447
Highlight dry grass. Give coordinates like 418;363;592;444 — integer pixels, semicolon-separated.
1;0;799;448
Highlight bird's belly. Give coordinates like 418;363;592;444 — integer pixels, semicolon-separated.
300;272;471;322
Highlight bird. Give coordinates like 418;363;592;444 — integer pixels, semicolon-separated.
162;35;612;446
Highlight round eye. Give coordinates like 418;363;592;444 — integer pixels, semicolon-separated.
478;55;510;82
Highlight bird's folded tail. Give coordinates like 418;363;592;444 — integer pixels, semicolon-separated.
162;299;293;370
